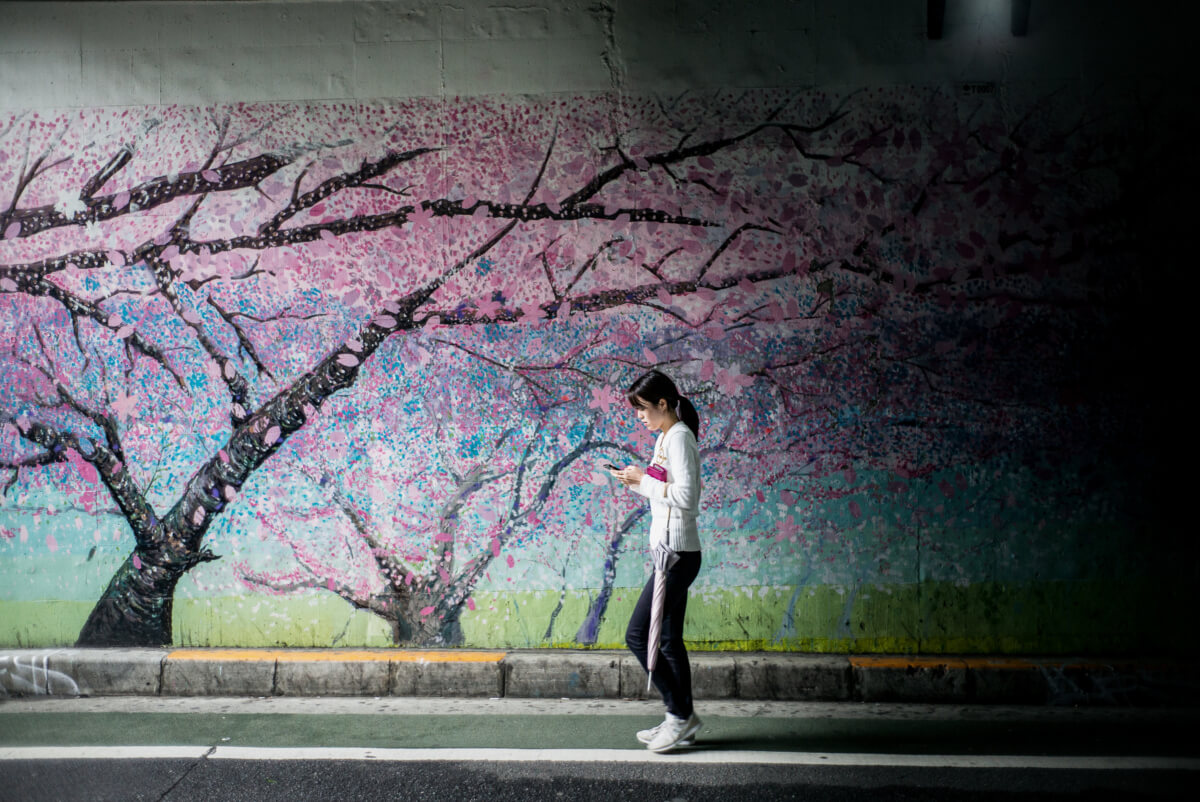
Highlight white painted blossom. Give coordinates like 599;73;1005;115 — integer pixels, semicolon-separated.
54;190;87;219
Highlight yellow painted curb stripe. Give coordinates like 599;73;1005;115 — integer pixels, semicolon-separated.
166;649;506;663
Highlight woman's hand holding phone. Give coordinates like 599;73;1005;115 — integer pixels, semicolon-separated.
617;465;644;487
601;461;641;487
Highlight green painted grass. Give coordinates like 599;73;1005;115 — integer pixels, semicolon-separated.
0;580;1186;654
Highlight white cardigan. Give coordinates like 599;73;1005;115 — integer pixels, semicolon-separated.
631;421;702;552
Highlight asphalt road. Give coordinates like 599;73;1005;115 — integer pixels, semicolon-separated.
1;697;1196;800
6;757;1196;801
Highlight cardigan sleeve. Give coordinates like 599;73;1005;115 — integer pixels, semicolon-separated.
634;425;700;512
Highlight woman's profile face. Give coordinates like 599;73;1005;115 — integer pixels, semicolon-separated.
633;396;670;433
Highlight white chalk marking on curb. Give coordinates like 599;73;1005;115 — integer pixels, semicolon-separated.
2;746;1196;771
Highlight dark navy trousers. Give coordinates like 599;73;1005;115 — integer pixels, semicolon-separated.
625;550;702;718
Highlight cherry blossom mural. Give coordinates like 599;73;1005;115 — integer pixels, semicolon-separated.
0;87;1160;650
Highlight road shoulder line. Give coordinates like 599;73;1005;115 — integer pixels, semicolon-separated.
2;746;1198;770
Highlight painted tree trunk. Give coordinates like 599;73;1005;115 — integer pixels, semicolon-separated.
576;542;623;645
393;594;466;647
576;508;643;644
77;552;184;646
73;297;425;646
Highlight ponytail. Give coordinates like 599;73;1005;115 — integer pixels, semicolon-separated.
676;396;700;441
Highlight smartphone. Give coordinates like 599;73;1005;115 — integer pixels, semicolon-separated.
602;462;620;471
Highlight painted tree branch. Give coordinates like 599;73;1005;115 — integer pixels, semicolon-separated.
12;419;157;546
2;152;293;240
0;272;186;390
258;146;440;235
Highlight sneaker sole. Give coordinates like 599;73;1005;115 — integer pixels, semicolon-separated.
648;721;702;753
638;736;695;746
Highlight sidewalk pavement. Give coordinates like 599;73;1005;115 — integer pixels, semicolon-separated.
1;648;1196;706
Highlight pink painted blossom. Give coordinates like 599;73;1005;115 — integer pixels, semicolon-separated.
65;448;98;485
714;365;755;396
587;384;623;412
775;515;801;542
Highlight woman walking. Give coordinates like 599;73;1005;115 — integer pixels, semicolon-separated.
612;369;703;753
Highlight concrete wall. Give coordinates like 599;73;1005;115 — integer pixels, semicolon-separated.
0;1;1193;653
1;0;1180;107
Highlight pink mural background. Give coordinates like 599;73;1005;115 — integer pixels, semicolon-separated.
0;88;1180;650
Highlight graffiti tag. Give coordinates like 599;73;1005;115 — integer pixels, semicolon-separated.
0;653;80;697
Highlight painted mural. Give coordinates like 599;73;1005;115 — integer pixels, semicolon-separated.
0;88;1165;651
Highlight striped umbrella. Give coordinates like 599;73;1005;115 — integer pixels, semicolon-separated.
646;542;681;692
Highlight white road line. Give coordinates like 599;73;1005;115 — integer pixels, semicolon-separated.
0;746;210;760
1;746;1197;770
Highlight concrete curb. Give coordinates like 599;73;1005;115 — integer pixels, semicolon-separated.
1;649;1196;705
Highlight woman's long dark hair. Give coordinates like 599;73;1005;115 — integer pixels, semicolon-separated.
627;369;700;440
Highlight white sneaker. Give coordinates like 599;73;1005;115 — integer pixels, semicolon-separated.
636;718;695;746
647;712;702;753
